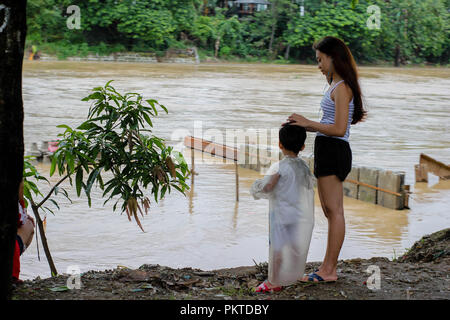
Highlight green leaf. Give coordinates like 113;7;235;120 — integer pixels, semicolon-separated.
83;182;92;207
77;121;98;131
26;180;39;194
43;206;55;215
172;184;187;194
37;175;49;183
97;173;104;190
76;168;83;197
88;92;104;100
160;185;167;199
59;188;73;204
74;149;95;166
102;180;117;197
56;124;72;130
22;183;32;202
48;199;60;210
86;168;101;194
152;138;165;150
160;104;168;114
50;154;57;176
146;99;158;115
66;152;75;173
142;112;153;127
153;187;159;203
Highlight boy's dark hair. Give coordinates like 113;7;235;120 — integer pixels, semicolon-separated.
279;124;307;154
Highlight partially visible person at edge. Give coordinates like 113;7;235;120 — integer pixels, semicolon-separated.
284;36;367;283
12;180;36;283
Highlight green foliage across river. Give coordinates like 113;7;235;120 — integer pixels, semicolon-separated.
26;0;449;65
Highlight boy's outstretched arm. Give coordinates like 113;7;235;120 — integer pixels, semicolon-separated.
263;173;280;193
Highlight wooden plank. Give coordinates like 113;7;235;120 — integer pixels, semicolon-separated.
403;185;411;209
346;178;403;197
419;153;450;179
184;136;237;160
415;164;428;182
377;170;405;209
184;136;277;162
357;167;379;204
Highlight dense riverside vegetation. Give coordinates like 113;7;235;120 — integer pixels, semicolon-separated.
26;0;449;65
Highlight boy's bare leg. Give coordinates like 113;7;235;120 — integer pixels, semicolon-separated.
267;251;282;287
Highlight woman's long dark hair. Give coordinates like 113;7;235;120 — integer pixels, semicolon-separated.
313;36;367;124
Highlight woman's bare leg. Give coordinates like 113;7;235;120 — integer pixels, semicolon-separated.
315;179;328;271
302;175;344;281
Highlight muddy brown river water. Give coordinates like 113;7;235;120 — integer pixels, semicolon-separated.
20;61;450;280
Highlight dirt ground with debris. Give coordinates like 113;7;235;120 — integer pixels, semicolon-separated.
12;229;449;300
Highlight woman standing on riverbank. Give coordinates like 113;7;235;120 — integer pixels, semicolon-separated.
285;36;367;282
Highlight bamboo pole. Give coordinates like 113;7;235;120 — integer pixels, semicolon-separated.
235;161;239;202
345;178;404;197
191;147;195;186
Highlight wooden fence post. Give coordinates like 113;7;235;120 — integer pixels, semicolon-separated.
235;161;239;202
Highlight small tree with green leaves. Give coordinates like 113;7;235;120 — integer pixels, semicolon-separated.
24;81;190;276
191;9;243;58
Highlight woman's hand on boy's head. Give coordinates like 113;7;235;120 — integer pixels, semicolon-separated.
287;113;310;127
281;116;298;126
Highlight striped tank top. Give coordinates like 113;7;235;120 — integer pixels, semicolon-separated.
316;80;354;142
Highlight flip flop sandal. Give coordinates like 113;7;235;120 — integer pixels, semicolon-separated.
301;272;337;284
255;280;282;293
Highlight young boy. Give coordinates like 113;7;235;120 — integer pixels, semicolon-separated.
251;124;315;293
13;180;35;283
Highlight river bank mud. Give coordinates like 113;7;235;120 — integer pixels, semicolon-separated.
12;228;449;300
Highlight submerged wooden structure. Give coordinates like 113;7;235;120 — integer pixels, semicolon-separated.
26;136;416;210
183;136;412;210
415;153;450;182
184;136;240;201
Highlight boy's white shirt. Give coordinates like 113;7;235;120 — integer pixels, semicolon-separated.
250;156;315;286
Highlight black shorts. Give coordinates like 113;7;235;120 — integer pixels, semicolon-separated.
314;135;352;182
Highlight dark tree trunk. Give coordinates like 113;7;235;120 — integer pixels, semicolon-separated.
0;0;27;300
284;44;291;60
394;44;400;67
